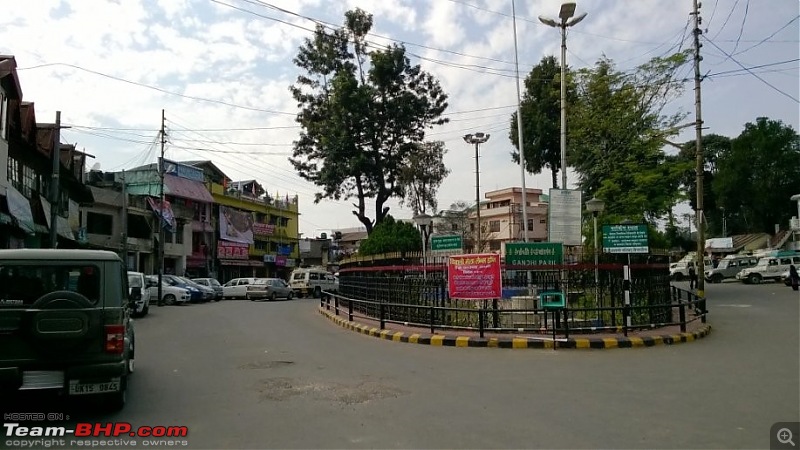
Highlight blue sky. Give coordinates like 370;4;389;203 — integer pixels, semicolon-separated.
3;0;798;237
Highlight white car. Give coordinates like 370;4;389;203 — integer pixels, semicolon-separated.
145;276;190;305
222;278;265;300
127;271;151;317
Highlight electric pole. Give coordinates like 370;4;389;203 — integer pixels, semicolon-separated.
692;0;706;304
157;109;166;305
49;111;61;249
121;169;128;267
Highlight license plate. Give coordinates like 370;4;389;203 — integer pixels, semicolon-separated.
68;378;120;395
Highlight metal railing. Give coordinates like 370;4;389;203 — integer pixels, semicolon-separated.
320;284;706;338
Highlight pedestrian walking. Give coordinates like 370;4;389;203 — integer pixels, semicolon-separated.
688;264;697;290
790;264;799;291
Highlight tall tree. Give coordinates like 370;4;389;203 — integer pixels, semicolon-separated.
398;140;450;215
289;9;449;234
676;134;732;236
508;56;570;188
568;53;690;221
713;117;800;234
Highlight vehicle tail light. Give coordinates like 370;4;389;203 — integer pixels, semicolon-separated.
104;325;125;354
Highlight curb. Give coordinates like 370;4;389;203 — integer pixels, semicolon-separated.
319;308;712;350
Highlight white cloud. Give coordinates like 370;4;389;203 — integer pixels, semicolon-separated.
2;0;798;237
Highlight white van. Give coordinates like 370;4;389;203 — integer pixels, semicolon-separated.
289;267;336;298
736;253;800;284
670;258;713;281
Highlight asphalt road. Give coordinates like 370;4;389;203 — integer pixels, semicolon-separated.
2;282;798;449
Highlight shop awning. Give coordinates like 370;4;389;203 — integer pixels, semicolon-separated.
164;175;213;203
5;186;36;234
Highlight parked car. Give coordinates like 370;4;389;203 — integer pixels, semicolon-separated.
737;253;800;284
670;258;713;281
193;278;223;300
162;275;205;302
0;249;135;411
222;277;266;300
145;276;191;305
255;278;294;301
127;271;151;317
704;255;759;283
289;267;337;297
177;276;214;301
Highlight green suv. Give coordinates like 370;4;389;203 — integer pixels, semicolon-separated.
0;249;135;410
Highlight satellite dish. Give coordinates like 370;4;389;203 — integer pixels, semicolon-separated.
91;162;102;171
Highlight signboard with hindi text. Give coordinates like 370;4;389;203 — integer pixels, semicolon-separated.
602;224;649;254
547;189;583;246
447;253;502;300
504;242;563;266
431;235;462;251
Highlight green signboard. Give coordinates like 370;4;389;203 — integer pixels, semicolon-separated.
430;235;462;251
504;242;564;265
602;224;649;254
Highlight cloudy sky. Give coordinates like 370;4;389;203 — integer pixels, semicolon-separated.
3;0;798;237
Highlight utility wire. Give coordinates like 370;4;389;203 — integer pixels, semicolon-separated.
703;36;799;103
733;15;800;56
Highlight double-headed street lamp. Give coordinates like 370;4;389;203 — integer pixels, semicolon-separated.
413;213;434;279
463;132;490;253
586;197;605;313
539;2;587;190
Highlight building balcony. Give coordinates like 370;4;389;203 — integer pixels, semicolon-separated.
210;183;298;213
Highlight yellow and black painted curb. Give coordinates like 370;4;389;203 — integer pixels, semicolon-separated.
320;308;712;350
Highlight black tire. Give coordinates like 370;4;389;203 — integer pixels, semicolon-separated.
164;294;176;306
748;274;762;284
270;293;277;302
711;274;723;284
674;273;684;282
142;305;149;316
287;292;294;300
32;290;93;309
313;287;321;298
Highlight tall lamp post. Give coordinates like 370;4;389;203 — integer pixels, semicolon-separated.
586;197;605;313
539;2;587;190
463;133;490;253
413;213;434;279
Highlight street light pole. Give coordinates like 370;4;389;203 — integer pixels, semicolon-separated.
539;2;587;190
512;0;528;242
413;213;434;279
463;133;490;253
586;197;605;314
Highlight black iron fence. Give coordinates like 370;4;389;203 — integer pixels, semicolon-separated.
326;249;707;337
322;285;706;338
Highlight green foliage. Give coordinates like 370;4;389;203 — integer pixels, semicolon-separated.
712;117;800;234
676;134;731;235
398;141;451;215
358;216;422;255
289;8;449;235
509;56;574;188
569;54;689;222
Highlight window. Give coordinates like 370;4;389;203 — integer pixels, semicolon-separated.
22;165;36;198
0;91;7;140
540;219;546;224
7;158;19;192
489;241;501;251
86;212;113;235
175;223;184;244
527;219;534;230
489;221;500;232
0;264;101;306
309;273;319;281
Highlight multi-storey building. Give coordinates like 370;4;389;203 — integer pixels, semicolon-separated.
469;187;549;254
1;55;93;249
121;159;214;277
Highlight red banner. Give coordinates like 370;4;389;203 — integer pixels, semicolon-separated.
217;241;250;260
447;253;502;300
253;223;275;236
